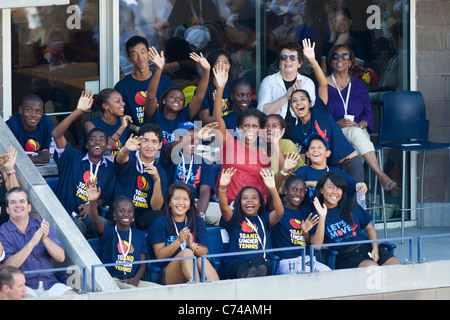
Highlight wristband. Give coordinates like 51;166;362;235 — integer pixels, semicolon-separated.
7;170;16;176
280;169;289;176
192;243;199;254
219;187;227;192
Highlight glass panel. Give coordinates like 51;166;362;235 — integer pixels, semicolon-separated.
11;0;100;148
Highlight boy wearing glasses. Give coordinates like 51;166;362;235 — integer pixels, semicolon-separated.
257;41;316;138
51;90;116;238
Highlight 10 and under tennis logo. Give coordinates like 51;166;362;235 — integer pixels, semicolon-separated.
25;139;40;152
132;176;150;209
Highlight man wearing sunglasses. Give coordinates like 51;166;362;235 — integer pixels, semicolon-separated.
257;41;316;139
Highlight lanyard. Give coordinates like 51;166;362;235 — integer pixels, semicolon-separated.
331;73;352;115
189;0;203;25
245;215;267;259
135;150;153;174
180;152;194;183
115;226;132;276
88;158;101;183
173;217;187;250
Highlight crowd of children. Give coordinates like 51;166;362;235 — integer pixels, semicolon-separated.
0;36;400;295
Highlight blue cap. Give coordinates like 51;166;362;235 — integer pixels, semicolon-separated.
305;133;330;150
176;121;199;131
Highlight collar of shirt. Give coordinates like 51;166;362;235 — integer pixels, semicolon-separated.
82;154;108;167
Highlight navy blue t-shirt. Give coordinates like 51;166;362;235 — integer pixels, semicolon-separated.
310;205;372;252
270;206;311;259
150;105;191;146
147;215;208;269
99;224;148;280
54;142;116;214
222;211;272;276
293;165;357;208
291;97;355;166
114;151;167;213
114;73;174;125
6;114;54;152
160;152;216;199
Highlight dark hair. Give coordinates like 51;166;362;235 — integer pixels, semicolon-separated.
21;94;44;108
327;44;356;67
138;123;163;142
93;88;119;112
5;187;29;206
158;87;184;112
207;48;233;79
265;114;286;129
113;196;134;213
236;108;265;129
290;89;312;104
233;186;265;227
0;265;24;289
86;127;107;141
164;183;200;236
313;171;354;225
277;40;304;65
125;35;149;57
285;174;305;190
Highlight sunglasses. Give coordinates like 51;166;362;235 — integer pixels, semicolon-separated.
280;54;298;62
332;53;350;60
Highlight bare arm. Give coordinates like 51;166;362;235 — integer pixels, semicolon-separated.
188;52;211;120
144;47;165;122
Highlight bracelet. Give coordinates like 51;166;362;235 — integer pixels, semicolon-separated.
192;243;199;254
7;170;16;176
218;187;227;192
110;136;118;143
310;63;319;68
114;131;121;137
280;169;289;176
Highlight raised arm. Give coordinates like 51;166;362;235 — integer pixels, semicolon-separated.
218;167;236;223
115;134;143;165
52;89;94;149
86;183;105;236
144;47;165;122
188;52;211;120
302;39;327;105
212;67;229;148
260;169;284;227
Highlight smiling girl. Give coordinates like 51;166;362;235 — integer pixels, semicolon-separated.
219;168;284;279
148;183;219;285
86;185;154;288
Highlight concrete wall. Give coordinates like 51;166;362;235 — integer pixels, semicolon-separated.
416;0;450;214
53;260;450;300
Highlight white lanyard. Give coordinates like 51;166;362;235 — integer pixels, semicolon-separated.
245;215;266;259
173;217;187;250
189;0;203;25
88;158;101;183
180;152;194;184
332;73;352;115
115;226;132;276
135;150;153;174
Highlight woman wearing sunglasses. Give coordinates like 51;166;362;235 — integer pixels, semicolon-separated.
326;44;396;191
257;41;316;138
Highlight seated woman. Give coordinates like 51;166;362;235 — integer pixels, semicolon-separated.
83;88;135;156
271;175;331;273
290;39;365;185
86;184;155;288
148;183;219;285
310;171;401;269
218;168;284;279
326;44;396;191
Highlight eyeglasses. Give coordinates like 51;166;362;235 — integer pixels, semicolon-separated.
332;53;350;60
280;55;297;62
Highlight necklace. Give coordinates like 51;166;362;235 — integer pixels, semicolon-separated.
301;119;312;136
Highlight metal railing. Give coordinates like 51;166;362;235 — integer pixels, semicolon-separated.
417;233;450;263
200;246;306;282
90;255;197;292
309;237;413;271
23;265;88;294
